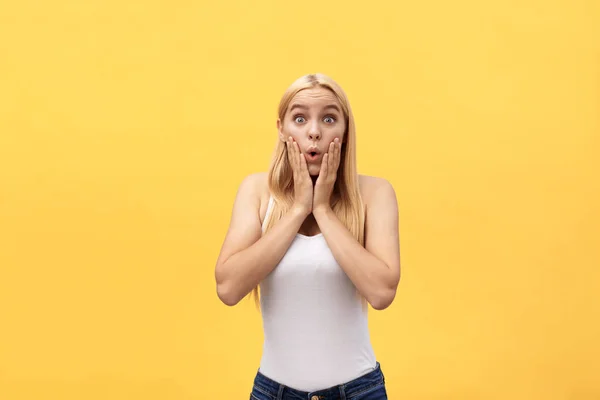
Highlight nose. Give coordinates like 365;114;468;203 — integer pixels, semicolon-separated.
308;125;321;141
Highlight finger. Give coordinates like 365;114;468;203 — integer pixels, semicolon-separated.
293;141;302;170
320;153;328;180
299;151;309;175
334;138;341;170
328;142;335;178
287;137;297;172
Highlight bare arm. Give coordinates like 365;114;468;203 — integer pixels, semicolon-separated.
214;173;308;306
313;178;401;310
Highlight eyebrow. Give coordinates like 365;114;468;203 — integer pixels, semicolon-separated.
289;103;341;113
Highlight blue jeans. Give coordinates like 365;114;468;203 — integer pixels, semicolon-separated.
250;362;388;400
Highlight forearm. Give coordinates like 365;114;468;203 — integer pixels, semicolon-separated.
217;207;308;305
313;206;397;309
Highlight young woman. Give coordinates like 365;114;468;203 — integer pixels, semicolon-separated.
215;73;401;400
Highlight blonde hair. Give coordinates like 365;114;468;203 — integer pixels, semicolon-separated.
252;73;366;308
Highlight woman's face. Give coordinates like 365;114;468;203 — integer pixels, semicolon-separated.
278;87;347;176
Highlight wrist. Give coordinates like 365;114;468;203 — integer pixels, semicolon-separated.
312;205;332;218
291;204;311;219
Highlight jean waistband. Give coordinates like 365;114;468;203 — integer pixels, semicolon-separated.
253;362;384;399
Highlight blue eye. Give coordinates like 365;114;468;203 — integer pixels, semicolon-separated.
294;116;305;123
324;116;335;123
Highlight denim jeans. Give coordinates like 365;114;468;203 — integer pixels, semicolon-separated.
250;362;387;400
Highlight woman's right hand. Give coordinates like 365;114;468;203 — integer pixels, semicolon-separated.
286;136;313;216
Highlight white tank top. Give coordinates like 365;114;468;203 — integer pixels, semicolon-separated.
258;195;377;391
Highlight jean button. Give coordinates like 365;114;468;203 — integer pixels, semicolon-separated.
311;396;319;400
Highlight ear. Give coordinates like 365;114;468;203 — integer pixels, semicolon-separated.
277;119;285;142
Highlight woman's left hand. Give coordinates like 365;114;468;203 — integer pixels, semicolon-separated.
313;138;342;213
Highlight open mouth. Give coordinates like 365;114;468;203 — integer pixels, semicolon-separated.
304;148;321;162
306;151;320;161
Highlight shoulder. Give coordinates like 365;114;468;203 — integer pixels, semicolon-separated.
233;172;268;207
237;172;270;222
358;174;398;224
239;171;268;191
358;174;396;205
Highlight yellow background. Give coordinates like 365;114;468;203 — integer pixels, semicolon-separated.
1;0;598;399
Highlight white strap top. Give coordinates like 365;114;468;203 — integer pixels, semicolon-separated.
258;195;376;391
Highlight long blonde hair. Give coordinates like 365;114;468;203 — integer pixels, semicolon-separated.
252;73;365;307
